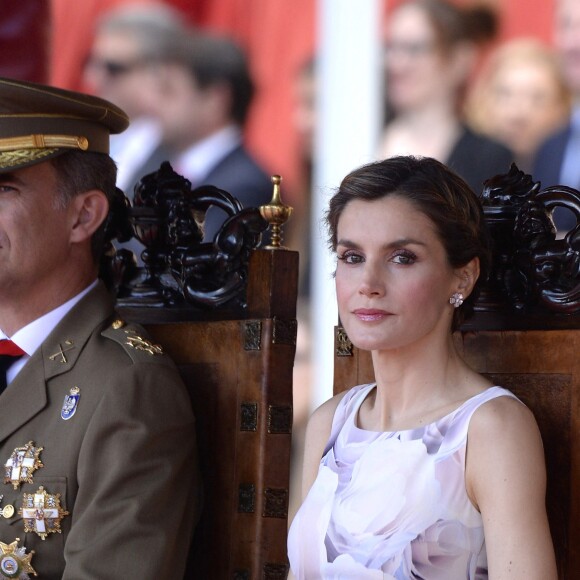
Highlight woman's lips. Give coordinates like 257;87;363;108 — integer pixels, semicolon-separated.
353;309;391;322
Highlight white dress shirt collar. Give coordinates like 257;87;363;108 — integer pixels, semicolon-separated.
0;280;98;381
173;125;241;184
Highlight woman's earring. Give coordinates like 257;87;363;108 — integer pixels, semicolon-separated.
449;292;464;308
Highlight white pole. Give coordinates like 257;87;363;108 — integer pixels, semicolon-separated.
309;0;383;411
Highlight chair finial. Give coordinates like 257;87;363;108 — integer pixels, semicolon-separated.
260;175;293;249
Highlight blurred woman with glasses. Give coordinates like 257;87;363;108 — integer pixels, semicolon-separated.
378;0;514;194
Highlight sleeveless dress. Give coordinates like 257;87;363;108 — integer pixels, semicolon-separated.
287;385;519;579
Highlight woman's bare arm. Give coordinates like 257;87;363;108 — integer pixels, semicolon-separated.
466;396;557;579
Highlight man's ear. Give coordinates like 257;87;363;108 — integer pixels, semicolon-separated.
455;257;480;299
69;190;110;243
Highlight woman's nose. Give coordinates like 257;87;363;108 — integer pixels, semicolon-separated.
358;264;385;296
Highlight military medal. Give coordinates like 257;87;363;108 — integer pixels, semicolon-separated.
61;387;80;421
4;444;43;490
19;487;69;541
0;538;36;579
0;496;14;520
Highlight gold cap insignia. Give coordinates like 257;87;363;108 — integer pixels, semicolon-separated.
0;77;129;173
19;487;69;541
0;538;36;578
4;442;44;490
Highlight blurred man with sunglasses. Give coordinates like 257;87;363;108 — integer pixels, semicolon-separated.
83;4;185;194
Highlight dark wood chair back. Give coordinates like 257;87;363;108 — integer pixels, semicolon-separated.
145;249;298;580
113;165;298;579
334;328;579;579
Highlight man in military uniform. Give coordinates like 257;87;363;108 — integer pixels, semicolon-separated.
0;77;200;578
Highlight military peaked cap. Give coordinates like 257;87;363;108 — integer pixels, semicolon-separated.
0;77;129;171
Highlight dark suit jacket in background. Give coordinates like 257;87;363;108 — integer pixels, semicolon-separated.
533;125;577;231
123;142;273;244
201;144;273;239
0;283;200;579
447;126;515;195
533;126;570;188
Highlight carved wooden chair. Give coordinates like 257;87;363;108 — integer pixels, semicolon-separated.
333;165;580;579
110;164;298;579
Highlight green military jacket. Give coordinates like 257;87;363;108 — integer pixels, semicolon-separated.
0;283;200;578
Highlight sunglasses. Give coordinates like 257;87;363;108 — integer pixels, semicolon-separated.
86;57;144;77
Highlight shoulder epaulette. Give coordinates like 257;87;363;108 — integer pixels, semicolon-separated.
101;318;166;361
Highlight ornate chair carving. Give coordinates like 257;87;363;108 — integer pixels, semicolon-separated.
333;165;580;579
108;164;298;579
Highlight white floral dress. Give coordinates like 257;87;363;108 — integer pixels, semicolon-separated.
288;384;518;579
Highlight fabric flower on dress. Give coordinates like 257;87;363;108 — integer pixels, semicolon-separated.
326;436;443;574
411;519;487;580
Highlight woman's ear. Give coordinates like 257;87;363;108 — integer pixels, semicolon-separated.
455;257;480;299
69;190;110;243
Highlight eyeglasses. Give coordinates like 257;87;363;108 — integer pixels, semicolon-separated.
85;56;144;78
384;41;436;59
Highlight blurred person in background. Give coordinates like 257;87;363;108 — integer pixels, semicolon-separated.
83;4;186;194
136;30;273;240
533;0;580;232
291;56;317;298
378;0;513;193
50;0;164;91
466;39;570;174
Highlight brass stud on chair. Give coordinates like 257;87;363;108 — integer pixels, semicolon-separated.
259;175;293;250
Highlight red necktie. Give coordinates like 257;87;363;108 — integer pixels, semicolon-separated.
0;340;26;395
0;339;25;356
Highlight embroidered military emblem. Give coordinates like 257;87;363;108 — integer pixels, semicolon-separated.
0;538;36;579
48;340;75;364
0;496;15;520
61;387;80;421
124;331;163;356
19;486;69;541
4;443;43;490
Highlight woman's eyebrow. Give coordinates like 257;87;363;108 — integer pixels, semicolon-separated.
337;237;427;249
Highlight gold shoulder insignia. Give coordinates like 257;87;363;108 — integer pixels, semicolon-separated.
124;330;163;356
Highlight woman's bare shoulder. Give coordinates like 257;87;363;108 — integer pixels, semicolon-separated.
300;386;366;498
469;391;537;437
305;388;352;440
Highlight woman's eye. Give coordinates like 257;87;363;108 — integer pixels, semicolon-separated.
391;251;416;265
338;252;364;264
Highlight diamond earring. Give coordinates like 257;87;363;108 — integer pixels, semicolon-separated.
449;292;464;308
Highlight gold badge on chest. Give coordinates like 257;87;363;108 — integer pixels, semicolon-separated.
48;340;75;364
4;443;43;490
0;496;14;520
0;538;36;579
19;486;69;541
